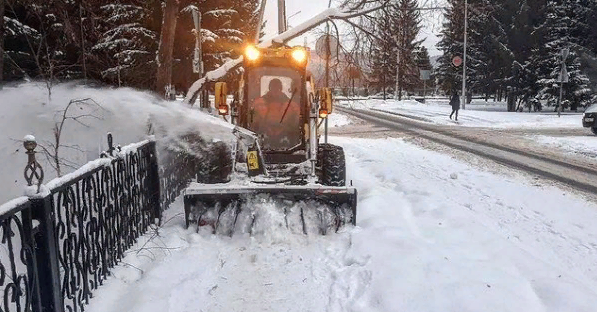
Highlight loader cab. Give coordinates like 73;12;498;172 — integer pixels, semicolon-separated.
237;45;311;163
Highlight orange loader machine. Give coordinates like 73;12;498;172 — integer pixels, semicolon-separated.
183;44;357;236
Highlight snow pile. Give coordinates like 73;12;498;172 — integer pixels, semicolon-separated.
0;82;235;203
86;137;597;312
341;99;584;129
86;197;357;312
531;135;597;158
327;113;352;128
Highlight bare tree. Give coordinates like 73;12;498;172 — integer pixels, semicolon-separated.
5;1;76;102
38;98;104;177
156;0;180;99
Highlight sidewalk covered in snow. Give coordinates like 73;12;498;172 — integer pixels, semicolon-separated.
86;137;597;312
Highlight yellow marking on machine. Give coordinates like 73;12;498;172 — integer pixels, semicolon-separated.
247;151;259;170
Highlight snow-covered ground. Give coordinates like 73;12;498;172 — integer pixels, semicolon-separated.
531;135;597;158
327;112;352;128
342;99;584;129
0;82;234;203
86;137;597;312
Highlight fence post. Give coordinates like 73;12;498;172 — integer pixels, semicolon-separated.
31;197;64;312
20;205;43;312
148;140;162;224
23;136;63;312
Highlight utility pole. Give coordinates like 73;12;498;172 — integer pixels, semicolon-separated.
395;48;400;100
558;47;569;117
79;3;87;83
256;0;267;42
192;10;203;77
461;0;468;110
324;24;330;143
0;0;6;84
278;0;286;34
191;9;209;110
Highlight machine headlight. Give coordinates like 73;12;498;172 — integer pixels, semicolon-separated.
245;45;260;61
291;48;307;63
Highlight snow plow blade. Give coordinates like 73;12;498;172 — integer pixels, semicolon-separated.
183;184;357;235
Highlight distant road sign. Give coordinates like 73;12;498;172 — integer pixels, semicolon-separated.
559;65;569;83
315;35;339;60
452;56;462;67
561;47;569;60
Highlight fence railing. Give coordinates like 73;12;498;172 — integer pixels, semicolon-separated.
0;133;191;312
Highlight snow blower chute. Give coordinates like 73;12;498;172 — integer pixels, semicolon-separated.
183;45;357;235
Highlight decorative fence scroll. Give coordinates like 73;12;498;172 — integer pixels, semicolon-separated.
0;134;192;312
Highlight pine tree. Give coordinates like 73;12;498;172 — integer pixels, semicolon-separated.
172;0;260;94
368;0;422;99
436;0;465;93
392;0;423;99
369;9;395;98
465;0;510;100
92;2;159;89
533;0;592;110
414;46;434;94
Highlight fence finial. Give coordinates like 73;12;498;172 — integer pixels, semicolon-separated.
107;132;115;156
101;133;115;158
23;135;44;192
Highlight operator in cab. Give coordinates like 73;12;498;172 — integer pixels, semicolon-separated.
252;78;301;149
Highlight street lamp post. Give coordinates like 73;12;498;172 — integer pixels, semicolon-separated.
278;0;286;34
461;0;468;110
286;10;301;30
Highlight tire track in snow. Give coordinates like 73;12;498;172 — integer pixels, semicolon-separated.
338;107;597;195
336;137;597;296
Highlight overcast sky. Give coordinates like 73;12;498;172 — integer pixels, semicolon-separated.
262;0;444;56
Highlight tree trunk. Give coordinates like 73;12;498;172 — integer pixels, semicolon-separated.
156;0;179;98
79;3;87;82
0;0;5;83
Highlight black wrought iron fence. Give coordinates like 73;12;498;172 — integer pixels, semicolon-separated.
0;133;192;312
0;198;38;312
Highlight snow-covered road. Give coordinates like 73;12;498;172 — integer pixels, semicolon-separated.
343;99;585;129
86;137;597;312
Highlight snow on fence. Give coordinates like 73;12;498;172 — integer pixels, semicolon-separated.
0;133;194;312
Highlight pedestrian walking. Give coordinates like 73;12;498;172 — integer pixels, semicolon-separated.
449;90;460;121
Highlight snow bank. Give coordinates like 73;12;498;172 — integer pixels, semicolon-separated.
326;113;352;128
343;99;584;129
86;137;597;312
0;81;235;203
531;134;597;158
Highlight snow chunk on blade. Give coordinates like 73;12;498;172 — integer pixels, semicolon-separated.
183;184;357;236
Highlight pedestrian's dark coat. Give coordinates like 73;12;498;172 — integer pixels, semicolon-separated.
450;93;460;110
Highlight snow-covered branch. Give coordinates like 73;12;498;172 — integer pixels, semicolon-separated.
184;5;384;105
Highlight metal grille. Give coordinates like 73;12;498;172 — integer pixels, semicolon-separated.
50;142;158;312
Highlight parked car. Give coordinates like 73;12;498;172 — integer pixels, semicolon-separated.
582;105;597;135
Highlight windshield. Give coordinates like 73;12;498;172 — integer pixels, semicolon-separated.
247;67;303;150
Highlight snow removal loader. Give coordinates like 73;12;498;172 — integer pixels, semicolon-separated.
183;44;357;235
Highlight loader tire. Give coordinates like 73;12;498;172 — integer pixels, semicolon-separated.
317;143;346;186
592;127;597;136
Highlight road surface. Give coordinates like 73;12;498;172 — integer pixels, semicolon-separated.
337;107;597;195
